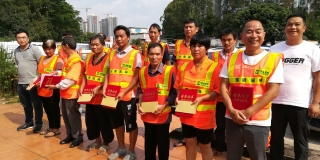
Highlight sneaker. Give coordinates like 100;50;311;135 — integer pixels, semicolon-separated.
123;151;136;160
33;126;42;133
17;123;34;131
107;147;127;160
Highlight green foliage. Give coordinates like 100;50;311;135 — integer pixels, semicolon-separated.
131;39;143;48
0;0;83;42
0;46;18;97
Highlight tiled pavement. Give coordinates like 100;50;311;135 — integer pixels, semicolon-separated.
0;103;227;160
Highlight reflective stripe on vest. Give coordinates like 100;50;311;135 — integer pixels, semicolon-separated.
227;52;282;121
175;40;193;60
213;51;219;62
38;55;58;75
109;50;135;76
85;53;107;82
37;55;59;97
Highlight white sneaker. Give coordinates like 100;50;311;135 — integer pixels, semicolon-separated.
123;151;136;160
107;147;127;160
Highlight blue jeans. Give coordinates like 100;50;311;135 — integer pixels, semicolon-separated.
18;84;43;127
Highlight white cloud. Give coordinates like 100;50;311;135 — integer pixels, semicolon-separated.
66;0;172;28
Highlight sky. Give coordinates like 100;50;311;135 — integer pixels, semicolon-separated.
65;0;173;28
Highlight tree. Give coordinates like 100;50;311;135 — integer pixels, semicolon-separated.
0;0;82;42
221;2;292;44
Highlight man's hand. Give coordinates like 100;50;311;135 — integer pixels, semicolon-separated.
308;103;320;118
50;71;58;75
92;86;100;97
137;103;145;115
116;92;125;101
45;85;57;90
175;98;179;105
35;82;40;87
153;105;165;115
229;108;248;125
191;97;204;106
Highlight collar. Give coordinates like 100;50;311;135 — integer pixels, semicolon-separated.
148;63;164;74
17;43;31;51
220;48;238;55
117;45;132;54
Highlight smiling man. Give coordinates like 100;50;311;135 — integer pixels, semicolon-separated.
219;19;284;160
270;13;320;160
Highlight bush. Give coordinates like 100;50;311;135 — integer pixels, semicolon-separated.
0;46;18;97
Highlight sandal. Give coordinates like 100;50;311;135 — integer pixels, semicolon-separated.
97;144;109;155
44;131;60;138
39;129;50;135
86;142;100;151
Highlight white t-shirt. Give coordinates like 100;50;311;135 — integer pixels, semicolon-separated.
106;46;142;98
219;50;284;126
271;41;320;108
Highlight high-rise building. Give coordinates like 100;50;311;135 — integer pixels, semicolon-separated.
80;21;88;33
87;14;100;33
100;18;108;35
106;15;118;37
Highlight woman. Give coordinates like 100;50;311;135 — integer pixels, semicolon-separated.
142;23;171;66
174;33;221;160
80;35;114;154
38;39;64;137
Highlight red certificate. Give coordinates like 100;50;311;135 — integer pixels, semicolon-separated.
101;85;121;109
77;85;96;104
230;86;254;119
40;75;62;88
175;89;197;117
141;88;158;113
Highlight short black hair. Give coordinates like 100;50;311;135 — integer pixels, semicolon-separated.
113;25;130;37
147;42;163;54
90;35;105;45
61;36;77;50
97;33;107;40
190;33;211;50
219;28;238;40
286;13;306;25
62;31;73;37
184;18;199;27
149;23;162;32
15;29;29;37
241;19;264;32
42;39;56;50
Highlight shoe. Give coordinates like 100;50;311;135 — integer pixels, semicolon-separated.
60;135;74;144
108;147;127;160
69;137;83;148
123;151;136;160
17;123;34;131
33;126;42;133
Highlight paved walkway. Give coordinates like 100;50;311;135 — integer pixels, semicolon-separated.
0;103;227;160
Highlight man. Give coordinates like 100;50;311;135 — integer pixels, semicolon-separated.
270;13;320;160
142;23;171;66
220;19;284;160
58;31;82;62
211;28;238;155
46;36;84;148
172;18;199;71
137;42;176;160
14;29;43;133
102;25;141;160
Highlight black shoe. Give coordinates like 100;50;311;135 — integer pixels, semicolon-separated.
69;137;83;148
60;135;74;144
17;123;34;131
33;126;42;133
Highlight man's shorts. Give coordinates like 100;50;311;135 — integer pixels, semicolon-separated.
108;98;138;132
181;123;213;144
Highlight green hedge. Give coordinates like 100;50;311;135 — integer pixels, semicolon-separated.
0;46;18;97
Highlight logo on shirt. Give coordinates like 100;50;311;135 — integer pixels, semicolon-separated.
121;63;132;68
254;69;271;77
284;58;304;64
196;80;209;88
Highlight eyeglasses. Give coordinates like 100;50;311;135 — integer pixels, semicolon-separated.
16;37;28;40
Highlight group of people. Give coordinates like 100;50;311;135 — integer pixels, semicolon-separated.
13;12;320;160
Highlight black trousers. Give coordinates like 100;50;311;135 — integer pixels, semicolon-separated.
213;101;227;152
144;122;170;160
40;89;61;129
270;104;309;160
85;104;114;144
61;98;82;138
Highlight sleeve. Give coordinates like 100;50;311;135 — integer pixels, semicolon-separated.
56;79;75;90
136;53;142;69
163;44;170;62
311;46;320;73
55;57;64;71
65;62;82;82
167;72;177;106
219;61;229;78
33;47;43;63
268;60;284;83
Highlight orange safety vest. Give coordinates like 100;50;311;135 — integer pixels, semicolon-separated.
179;60;219;129
60;54;84;99
142;42;167;66
103;47;111;54
108;49;139;101
37;55;59;97
175;39;193;67
139;65;173;124
84;52;108;104
226;51;283;120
